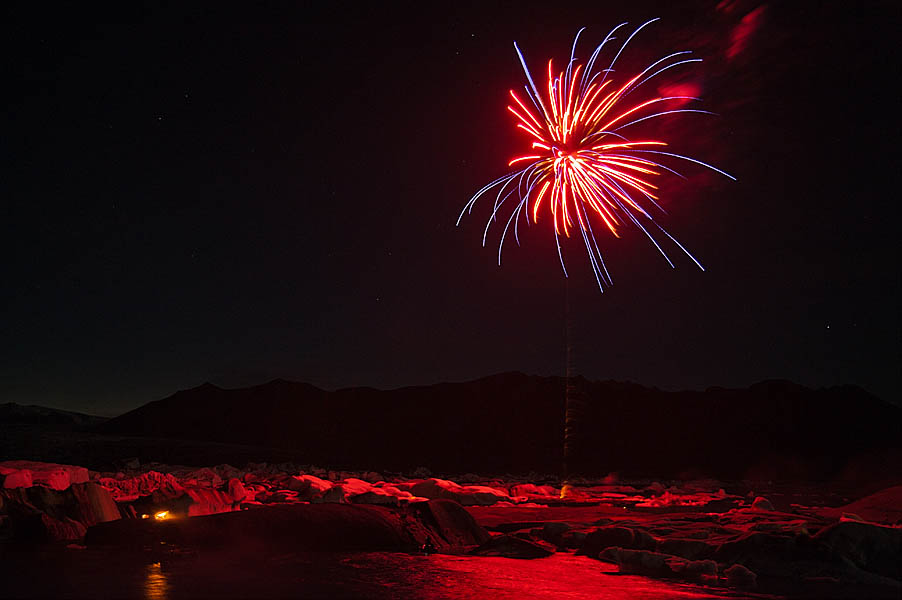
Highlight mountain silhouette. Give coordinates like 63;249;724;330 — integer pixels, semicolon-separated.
98;373;901;480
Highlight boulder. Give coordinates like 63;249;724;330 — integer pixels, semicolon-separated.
510;484;558;499
316;485;348;504
0;482;120;541
185;488;235;516
673;559;718;579
824;486;902;525
70;482;121;525
178;467;222;488
751;496;775;511
540;521;571;545
213;464;244;481
724;563;757;589
411;499;490;548
600;547;717;582
361;471;384;483
409;479;510;506
657;537;715;560
600;548;669;576
97;471;184;501
349;491;400;506
38;514;87;541
1;468;33;489
558;530;587;549
287;475;333;501
227;478;247;503
814;521;902;580
373;484;419;502
459;485;511;506
578;526;656;556
0;461;88;491
470;534;555;558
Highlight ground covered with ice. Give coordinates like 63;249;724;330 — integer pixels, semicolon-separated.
2;460;900;599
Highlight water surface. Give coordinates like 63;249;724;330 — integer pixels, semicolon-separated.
3;547;752;599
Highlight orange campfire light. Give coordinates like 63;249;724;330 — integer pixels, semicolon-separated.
154;510;170;521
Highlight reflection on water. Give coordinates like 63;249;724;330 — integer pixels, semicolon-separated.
2;548;748;600
144;562;169;600
340;553;737;600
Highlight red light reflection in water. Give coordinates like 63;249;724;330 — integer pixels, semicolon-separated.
340;553;744;600
2;548;752;599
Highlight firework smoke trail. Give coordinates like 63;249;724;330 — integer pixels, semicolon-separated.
457;20;735;291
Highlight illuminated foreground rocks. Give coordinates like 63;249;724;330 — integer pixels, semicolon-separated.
2;460;901;596
0;482;120;542
1;461;89;490
85;499;489;554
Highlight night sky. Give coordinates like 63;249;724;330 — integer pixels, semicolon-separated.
2;2;898;416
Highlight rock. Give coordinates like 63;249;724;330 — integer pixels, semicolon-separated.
0;461;88;491
0;482;120;541
185;488;235;516
339;478;375;496
373;484;419;503
213;464;244;481
558;530;587;549
677;559;718;578
470;534;555;558
541;521;571;544
334;479;402;506
714;532;790;567
751;496;774;511
599;548;669;577
600;547;717;582
411;467;432;478
724;563;757;589
350;492;399;506
410;479;464;501
70;482;121;525
409;479;510;506
173;467;223;488
578;526;656;556
647;481;666;495
411;499;490;548
657;538;715;560
460;485;511;506
97;471;184;502
86;500;486;555
510;484;558;499
262;490;298;504
712;529;850;583
316;485;348;504
1;468;33;489
287;475;333;501
824;486;902;525
361;471;384;483
39;514;87;541
227;478;247;503
814;521;902;580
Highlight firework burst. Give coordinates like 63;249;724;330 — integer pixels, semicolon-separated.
457;19;734;291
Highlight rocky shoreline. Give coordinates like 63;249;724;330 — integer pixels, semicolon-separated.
2;459;900;598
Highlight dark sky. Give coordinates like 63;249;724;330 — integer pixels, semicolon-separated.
2;2;898;416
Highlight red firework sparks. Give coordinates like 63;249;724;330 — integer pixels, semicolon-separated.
458;20;734;291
